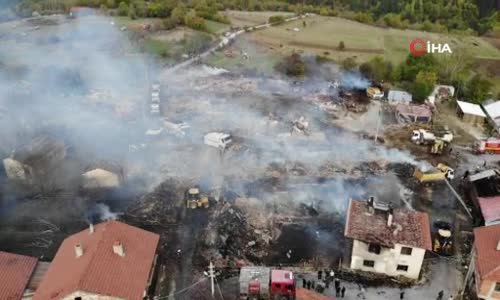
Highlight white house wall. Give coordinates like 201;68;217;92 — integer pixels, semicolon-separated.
350;240;426;279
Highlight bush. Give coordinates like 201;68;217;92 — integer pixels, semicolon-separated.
341;57;357;71
354;12;373;23
184;11;206;31
182;32;212;55
338;41;345;51
162;17;177;30
276;53;307;77
269;15;285;25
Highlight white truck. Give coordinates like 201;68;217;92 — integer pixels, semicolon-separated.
204;132;232;150
411;129;453;145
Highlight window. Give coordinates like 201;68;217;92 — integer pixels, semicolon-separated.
401;247;413;255
363;260;375;268
397;265;409;272
495;283;500;292
368;244;381;254
274;284;281;288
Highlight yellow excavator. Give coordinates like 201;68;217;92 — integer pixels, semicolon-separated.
185;187;209;209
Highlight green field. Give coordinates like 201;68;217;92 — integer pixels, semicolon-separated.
248;16;500;64
223;10;295;27
204;19;230;34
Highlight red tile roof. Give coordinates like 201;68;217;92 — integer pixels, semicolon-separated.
296;288;336;300
474;224;500;282
34;221;160;300
344;199;432;250
478;197;500;225
0;251;38;300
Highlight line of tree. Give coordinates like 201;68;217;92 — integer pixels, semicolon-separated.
8;0;499;36
358;49;494;104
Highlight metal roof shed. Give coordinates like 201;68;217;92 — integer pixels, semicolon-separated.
456;100;486;127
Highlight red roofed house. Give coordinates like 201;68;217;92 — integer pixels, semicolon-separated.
0;251;38;300
473;224;500;300
33;220;160;300
344;198;432;279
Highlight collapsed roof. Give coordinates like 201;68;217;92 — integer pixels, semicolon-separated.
344;199;432;250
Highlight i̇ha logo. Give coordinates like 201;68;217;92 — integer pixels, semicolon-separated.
410;38;452;56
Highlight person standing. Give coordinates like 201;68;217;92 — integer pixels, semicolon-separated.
302;278;306;288
336;286;341;297
335;278;340;290
400;291;405;299
325;279;330;289
311;281;315;290
307;280;311;289
341;286;346;298
437;290;444;300
318;270;322;280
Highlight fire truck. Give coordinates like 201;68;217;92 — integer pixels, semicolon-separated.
473;138;500;154
239;267;296;300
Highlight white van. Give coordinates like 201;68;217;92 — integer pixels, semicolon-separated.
204;132;232;150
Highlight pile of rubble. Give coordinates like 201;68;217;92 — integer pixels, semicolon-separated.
124;179;183;226
197;202;270;268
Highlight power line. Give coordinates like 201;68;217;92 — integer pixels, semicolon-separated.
154;277;208;300
215;277;225;300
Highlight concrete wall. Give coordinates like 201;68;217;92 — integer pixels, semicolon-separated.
349;240;426;279
477;279;500;300
62;291;125;300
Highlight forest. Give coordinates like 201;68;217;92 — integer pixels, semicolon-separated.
3;0;499;35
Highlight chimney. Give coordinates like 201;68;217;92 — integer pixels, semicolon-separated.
113;241;125;257
497;240;500;251
75;244;83;258
387;206;394;227
367;196;375;214
89;223;94;234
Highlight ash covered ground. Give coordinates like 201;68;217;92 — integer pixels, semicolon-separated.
0;14;474;299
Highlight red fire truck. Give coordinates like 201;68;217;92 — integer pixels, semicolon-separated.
239;267;296;300
473;138;500;154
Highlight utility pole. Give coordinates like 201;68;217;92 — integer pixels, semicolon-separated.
208;261;215;297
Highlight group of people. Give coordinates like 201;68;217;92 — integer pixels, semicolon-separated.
301;269;347;298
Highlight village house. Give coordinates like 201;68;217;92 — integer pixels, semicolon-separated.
427;85;455;104
456;100;486;127
344;198;432;279
0;251;38;300
466;170;500;226
395;104;432;124
387;90;412;105
33;220;160;300
472;224;500;300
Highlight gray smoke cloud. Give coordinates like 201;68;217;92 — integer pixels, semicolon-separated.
0;14;427;221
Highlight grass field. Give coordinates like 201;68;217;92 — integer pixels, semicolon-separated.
204;20;230;34
248;16;500;65
223;10;295;27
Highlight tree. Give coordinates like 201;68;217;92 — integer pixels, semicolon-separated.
398;53;438;81
184;11;206;31
464;74;493;104
106;0;115;8
276;53;307;77
128;2;137;19
359;56;393;82
341;57;357;71
338;41;345;51
117;2;128;16
411;70;437;102
171;3;188;24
